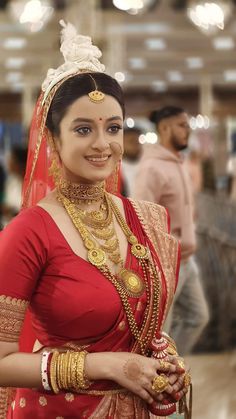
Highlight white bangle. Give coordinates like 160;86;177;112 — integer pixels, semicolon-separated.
41;351;52;391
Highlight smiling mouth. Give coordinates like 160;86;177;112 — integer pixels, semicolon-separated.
85;155;111;162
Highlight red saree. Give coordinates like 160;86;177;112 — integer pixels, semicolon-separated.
0;194;179;419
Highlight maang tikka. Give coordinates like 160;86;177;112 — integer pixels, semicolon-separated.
87;74;105;103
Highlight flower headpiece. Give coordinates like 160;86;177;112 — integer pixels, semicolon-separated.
41;20;105;104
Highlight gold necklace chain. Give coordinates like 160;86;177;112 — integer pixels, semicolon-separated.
57;191;160;354
104;193;161;350
75;195;113;229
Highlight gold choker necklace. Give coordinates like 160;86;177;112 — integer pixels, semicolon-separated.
58;179;105;205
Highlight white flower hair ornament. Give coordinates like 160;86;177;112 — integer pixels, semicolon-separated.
41;20;106;104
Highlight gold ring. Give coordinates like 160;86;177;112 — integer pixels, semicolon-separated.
184;373;191;388
152;374;169;393
158;360;171;370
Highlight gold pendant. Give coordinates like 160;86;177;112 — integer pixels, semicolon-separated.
131;243;148;259
101;238;119;253
117;269;145;298
86;210;104;221
92;227;114;240
88;90;105;103
88;248;106;267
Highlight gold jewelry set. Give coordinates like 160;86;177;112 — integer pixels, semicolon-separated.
57;181;161;356
49;350;90;394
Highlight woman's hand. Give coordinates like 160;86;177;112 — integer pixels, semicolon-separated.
155;356;190;403
85;351;184;405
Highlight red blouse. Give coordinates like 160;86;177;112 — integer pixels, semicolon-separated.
0;206;124;347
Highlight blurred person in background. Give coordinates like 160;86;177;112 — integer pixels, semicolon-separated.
2;145;27;224
134;105;209;355
121;127;142;197
184;149;203;195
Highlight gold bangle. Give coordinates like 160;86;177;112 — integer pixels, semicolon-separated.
71;352;79;390
76;351;90;390
57;352;64;390
50;351;60;394
60;352;67;390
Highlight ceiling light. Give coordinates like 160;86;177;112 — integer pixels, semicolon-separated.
5;57;25;69
139;134;146;144
113;0;155;14
190;115;210;129
145;132;158;144
114;72;126;82
129;57;146;69
167;71;183;82
186;57;204;69
9;0;54;32
213;36;234;49
187;1;233;35
6;72;22;83
10;82;25;93
152;80;167;92
3;37;27;49
138;132;158;144
126;117;135;128
145;38;167;50
224;70;236;81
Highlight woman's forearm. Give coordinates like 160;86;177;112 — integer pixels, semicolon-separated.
0;351;114;388
0;352;42;387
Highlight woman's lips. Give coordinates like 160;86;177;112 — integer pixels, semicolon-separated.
85;155;111;167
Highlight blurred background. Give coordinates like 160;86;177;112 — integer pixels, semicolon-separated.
0;1;236;417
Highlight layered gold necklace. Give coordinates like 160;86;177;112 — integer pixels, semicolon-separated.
76;194;123;267
57;188;160;354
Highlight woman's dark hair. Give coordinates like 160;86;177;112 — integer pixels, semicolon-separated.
149;105;185;127
46;72;125;136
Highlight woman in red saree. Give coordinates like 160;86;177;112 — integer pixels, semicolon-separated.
0;21;191;419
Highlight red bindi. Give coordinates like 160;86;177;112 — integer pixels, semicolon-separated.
99;118;103;121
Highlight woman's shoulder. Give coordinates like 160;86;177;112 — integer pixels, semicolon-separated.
0;206;49;240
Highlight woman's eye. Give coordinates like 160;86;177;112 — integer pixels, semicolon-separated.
108;125;123;134
74;126;91;135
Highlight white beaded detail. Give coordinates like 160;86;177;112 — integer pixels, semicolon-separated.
41;351;51;391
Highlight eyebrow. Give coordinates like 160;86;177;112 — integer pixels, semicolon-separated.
71;116;123;125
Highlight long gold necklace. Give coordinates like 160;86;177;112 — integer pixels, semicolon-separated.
57;190;160;354
78;196;122;266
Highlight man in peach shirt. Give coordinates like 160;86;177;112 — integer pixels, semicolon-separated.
133;106;209;355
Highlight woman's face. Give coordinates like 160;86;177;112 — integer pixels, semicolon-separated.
55;94;124;184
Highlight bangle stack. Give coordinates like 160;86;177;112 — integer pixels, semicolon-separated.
40;350;91;394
